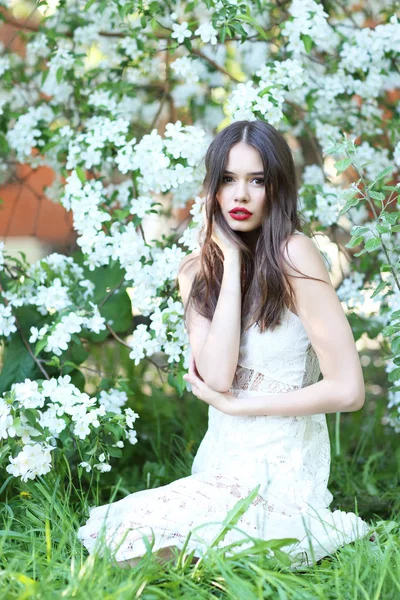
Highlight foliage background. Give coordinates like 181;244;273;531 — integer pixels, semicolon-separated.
0;0;399;596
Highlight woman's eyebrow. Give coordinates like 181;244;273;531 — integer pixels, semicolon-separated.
224;170;264;175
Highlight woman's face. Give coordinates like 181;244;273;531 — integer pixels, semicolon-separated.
216;141;266;231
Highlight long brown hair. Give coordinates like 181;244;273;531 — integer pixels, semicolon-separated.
181;120;328;333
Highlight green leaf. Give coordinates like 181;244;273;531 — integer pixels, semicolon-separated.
300;33;314;53
324;142;343;155
43;356;60;369
85;446;98;456
41;69;49;86
220;24;227;44
353;248;368;257
232;22;248;38
168;367;186;397
40;140;60;153
81;262;132;335
70;369;86;392
370;280;389;299
183;37;192;51
391;337;400;355
335;157;352;174
391;224;400;232
105;422;123;437
347;313;382;342
34;337;48;357
384;212;399;225
382;325;400;336
0;334;40;395
351;226;370;236
381;263;393;273
76;166;86;184
373;166;393;183
84;0;97;9
23;408;40;430
376;223;391;234
235;14;269;40
184;2;196;12
388;366;400;383
338;196;359;216
388;384;400;394
68;341;89;366
0;133;9;153
345;235;364;249
56;67;63;84
364;237;381;252
369;191;385;201
258;86;271;98
107;446;123;458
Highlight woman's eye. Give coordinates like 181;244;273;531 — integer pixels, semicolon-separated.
222;176;264;184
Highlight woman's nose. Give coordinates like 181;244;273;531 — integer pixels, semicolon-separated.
235;180;249;200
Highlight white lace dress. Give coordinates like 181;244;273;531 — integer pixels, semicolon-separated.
77;272;370;567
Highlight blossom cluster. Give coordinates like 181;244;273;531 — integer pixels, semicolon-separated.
1;376;139;482
226;58;306;124
1;252;107;357
127;296;189;367
0;0;399;432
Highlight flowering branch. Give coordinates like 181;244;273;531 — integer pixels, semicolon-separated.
0;284;51;381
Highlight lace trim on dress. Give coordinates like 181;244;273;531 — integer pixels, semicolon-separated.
230;366;301;396
230;344;320;397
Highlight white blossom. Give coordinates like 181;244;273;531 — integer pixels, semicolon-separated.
125;407;140;429
94;462;112;472
12;379;45;409
0;304;17;337
126;429;138;445
79;461;92;472
6;443;54;482
282;0;339;54
0;399;14;440
171;22;192;44
195;23;218;45
99;389;128;414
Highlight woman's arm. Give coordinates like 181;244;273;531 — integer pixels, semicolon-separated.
224;377;364;416
227;234;365;416
184;233;365;415
178;222;242;392
196;252;242;391
183;368;364;417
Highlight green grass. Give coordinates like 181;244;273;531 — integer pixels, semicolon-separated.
1;484;399;600
1;347;400;599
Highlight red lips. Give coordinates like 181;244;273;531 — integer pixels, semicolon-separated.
229;208;252;215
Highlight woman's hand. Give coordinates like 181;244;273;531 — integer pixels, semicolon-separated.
183;352;233;413
211;218;240;260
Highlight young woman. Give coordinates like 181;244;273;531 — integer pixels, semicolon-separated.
78;120;371;568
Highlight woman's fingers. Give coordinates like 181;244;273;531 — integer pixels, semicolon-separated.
184;373;198;390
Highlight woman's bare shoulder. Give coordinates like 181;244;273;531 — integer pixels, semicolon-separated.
178;250;201;277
